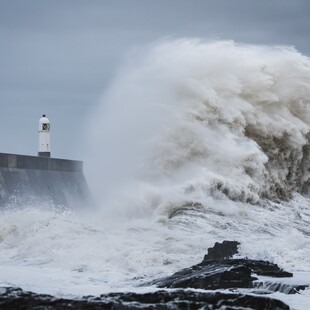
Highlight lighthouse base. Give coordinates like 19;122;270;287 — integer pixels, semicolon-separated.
38;152;51;158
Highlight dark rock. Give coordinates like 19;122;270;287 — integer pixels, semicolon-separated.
152;241;293;291
204;240;240;260
225;259;293;278
203;241;293;279
202;241;292;277
152;258;292;290
0;287;289;310
153;260;256;289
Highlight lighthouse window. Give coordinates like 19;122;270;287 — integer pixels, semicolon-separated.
42;123;50;131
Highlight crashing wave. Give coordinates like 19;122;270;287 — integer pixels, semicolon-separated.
88;40;310;213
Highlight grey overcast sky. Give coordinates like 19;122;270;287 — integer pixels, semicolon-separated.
0;0;309;161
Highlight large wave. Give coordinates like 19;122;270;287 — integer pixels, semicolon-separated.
87;39;310;217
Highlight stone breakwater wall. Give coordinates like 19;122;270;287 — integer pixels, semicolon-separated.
0;152;91;208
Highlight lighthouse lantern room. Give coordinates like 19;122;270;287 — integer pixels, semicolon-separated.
38;114;51;158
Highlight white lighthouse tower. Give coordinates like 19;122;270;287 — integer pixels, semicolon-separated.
38;114;51;157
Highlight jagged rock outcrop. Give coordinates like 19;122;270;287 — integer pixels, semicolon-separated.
153;260;256;289
152;240;293;290
203;240;240;260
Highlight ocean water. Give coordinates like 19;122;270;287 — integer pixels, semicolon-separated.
1;40;310;309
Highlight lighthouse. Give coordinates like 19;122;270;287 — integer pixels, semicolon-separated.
38;114;51;157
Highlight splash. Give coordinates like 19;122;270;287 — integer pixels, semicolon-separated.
87;39;310;216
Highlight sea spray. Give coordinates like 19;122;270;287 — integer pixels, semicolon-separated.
87;39;310;217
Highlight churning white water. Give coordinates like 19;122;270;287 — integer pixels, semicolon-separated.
1;40;310;308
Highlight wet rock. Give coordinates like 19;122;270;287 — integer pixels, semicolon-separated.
153;260;256;289
152;240;292;290
0;287;289;310
225;259;293;278
204;240;240;260
203;241;292;277
202;241;293;278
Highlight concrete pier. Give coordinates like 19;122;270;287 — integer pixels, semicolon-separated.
0;153;91;208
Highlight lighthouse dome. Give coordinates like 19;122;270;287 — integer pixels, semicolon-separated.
39;114;50;124
39;114;50;132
